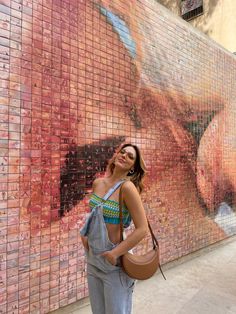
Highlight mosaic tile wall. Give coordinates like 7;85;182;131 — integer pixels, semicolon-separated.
1;0;236;312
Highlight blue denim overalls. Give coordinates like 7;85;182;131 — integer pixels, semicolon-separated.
80;180;135;314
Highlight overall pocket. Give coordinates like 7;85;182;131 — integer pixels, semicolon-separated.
87;249;119;272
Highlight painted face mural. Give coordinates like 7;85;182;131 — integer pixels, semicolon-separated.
1;0;236;312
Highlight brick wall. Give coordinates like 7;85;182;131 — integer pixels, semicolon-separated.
1;0;236;312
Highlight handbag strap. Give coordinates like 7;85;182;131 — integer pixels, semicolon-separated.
118;183;158;248
119;182;166;280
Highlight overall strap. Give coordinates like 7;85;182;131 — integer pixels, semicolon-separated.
102;180;125;201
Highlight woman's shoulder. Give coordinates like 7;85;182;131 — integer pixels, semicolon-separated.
92;177;106;191
122;180;138;194
122;181;141;206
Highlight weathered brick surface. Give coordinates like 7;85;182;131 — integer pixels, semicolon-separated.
0;0;236;312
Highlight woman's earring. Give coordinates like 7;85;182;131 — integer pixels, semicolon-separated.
128;169;134;175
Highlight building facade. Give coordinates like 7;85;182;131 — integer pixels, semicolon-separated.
157;0;236;53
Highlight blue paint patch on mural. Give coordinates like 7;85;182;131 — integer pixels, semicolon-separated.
100;7;136;58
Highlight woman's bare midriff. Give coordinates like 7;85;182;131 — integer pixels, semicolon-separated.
106;223;121;245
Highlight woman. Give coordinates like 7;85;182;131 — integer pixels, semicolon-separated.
80;143;148;314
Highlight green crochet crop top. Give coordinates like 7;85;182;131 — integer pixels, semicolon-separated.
89;193;131;228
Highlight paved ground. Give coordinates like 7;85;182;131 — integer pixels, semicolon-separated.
53;236;236;314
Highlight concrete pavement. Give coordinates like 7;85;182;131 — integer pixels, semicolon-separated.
53;236;236;314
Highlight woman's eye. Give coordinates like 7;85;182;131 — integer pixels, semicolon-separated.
119;149;134;160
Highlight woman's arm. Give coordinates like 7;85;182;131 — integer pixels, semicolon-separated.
102;181;149;265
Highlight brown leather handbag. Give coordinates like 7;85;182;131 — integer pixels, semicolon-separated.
119;184;166;280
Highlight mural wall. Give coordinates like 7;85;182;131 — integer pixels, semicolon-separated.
1;0;236;312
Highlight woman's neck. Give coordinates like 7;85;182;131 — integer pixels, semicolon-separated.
107;169;127;184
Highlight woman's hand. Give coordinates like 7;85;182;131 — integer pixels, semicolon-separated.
101;250;118;266
81;236;89;251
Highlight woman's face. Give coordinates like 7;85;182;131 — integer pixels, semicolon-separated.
114;146;137;173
